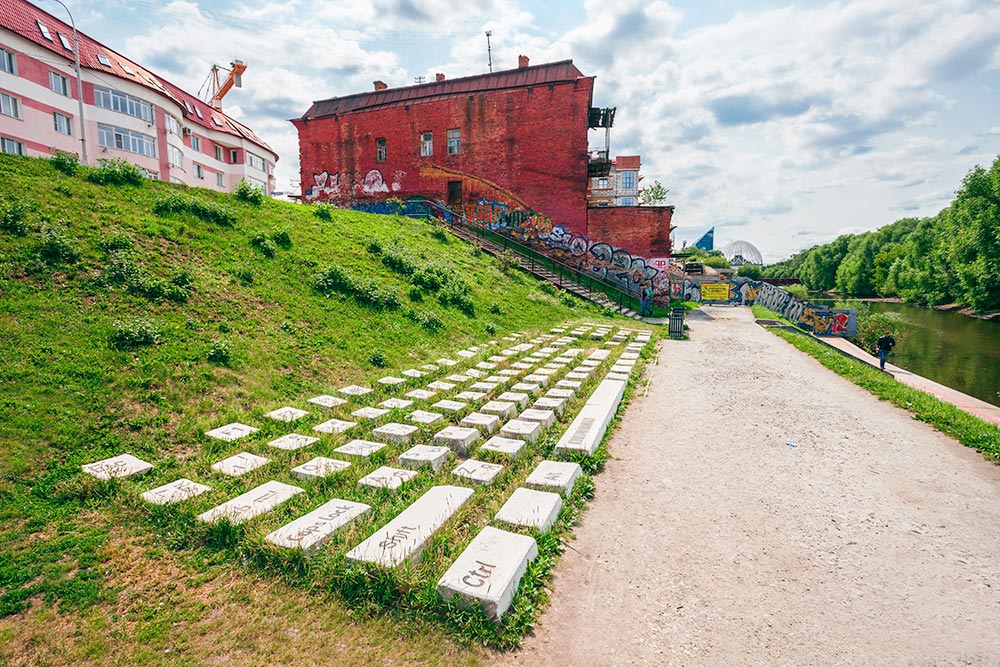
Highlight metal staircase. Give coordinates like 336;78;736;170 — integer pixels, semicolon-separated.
412;201;646;319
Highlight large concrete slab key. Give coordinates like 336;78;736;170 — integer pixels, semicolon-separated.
437;526;538;619
495;487;563;533
199;480;304;524
266;498;371;553
347;485;474;567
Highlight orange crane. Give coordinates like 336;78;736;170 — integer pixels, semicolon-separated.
199;60;246;110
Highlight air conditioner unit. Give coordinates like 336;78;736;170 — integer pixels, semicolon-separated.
182;127;191;136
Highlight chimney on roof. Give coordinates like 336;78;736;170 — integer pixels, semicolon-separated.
373;80;388;91
518;55;530;69
435;73;446;82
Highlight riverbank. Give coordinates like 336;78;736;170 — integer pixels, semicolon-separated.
809;293;1000;321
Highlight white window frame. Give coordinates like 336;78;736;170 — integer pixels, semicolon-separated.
37;20;53;42
194;164;204;179
245;175;266;191
191;135;201;152
447;128;461;155
420;131;433;157
49;71;69;96
620;171;636;190
93;86;154;123
167;144;183;167
214;145;223;161
0;92;19;119
1;137;25;154
0;48;16;75
165;115;181;136
57;33;72;52
230;149;238;164
376;137;386;163
620;197;635;206
53;112;72;135
97;123;156;157
246;151;265;171
216;172;224;186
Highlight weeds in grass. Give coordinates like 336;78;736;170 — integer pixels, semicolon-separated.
207;339;232;365
234;179;264;206
313;202;334;221
1;198;30;236
85;158;146;186
37;223;80;265
49;150;79;176
154;193;237;227
313;264;402;310
109;318;160;350
369;351;388;367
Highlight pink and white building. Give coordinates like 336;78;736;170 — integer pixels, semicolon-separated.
0;0;277;193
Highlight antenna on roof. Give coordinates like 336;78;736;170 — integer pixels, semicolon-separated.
414;76;425;84
485;31;493;72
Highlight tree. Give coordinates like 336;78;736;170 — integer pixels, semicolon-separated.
737;264;762;279
638;180;670;206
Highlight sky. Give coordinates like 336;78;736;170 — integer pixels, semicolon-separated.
47;0;1000;262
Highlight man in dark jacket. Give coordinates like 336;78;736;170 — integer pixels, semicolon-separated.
876;331;896;371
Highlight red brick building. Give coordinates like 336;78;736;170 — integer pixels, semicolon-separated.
294;57;673;287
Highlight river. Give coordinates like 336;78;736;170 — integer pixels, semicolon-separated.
811;299;1000;408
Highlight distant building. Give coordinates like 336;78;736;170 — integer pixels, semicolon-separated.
587;155;641;207
0;0;277;192
694;226;715;251
294;57;674;261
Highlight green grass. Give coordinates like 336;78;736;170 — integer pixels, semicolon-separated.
753;306;1000;464
0;154;647;664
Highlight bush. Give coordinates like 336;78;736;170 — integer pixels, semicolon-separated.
381;244;415;275
101;250;191;303
154;194;236;227
86;158;146;186
37;225;80;264
431;227;449;243
249;232;277;258
97;231;133;252
484;322;496;335
110;318;160;350
498;250;519;274
558;290;577;307
784;283;809;300
207;339;231;365
50;151;79;176
488;303;505;315
234;267;254;286
420;311;443;332
313;203;333;221
438;282;475;317
408;285;424;302
313;264;400;310
234;179;264;206
367;240;383;255
271;229;291;249
369;351;388;368
1;200;30;236
538;281;557;296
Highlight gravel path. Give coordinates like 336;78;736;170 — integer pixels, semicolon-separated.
495;306;1000;666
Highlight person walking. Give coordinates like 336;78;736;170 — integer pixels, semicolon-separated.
640;284;654;317
876;330;896;371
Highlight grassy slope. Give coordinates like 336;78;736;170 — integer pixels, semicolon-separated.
0;155;625;665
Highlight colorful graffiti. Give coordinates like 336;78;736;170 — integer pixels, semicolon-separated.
685;278;857;337
305;168;405;202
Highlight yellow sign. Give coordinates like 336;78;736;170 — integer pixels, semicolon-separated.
700;282;731;301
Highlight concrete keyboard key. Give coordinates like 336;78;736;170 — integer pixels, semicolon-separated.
199;480;304;524
266;498;371;553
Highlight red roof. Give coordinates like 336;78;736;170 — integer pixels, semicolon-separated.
300;60;589;120
614;155;641;170
0;0;274;154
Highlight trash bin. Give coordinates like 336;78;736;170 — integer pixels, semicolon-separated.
669;308;685;339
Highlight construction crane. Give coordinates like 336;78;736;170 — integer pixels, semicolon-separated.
198;60;246;110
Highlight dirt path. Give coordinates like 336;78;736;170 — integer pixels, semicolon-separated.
495;306;1000;666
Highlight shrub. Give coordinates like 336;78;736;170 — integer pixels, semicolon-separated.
420;311;443;332
498;250;519;274
385;197;403;211
313;265;353;296
101;250;191;303
86;158;146;186
1;200;30;236
97;231;133;252
271;229;291;249
369;351;388;368
488;303;505;315
154;194;236;227
234;179;264;205
110;318;160;350
313;264;399;310
538;281;557;296
207;339;231;365
313;203;333;221
484;322;497;335
558;290;577;307
785;283;809;300
380;244;415;275
37;225;80;265
249;232;277;258
367;240;383;255
234;267;254;286
408;285;424;302
438;282;475;317
50;151;79;176
431;227;449;243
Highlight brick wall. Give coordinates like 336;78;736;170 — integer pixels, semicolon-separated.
586;205;674;258
294;77;595;235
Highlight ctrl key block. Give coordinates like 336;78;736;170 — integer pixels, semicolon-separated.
437;526;538;619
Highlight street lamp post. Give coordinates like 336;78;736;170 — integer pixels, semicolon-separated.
48;0;87;165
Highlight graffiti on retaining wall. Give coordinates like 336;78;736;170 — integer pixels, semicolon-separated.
305;168;406;202
685;278;856;336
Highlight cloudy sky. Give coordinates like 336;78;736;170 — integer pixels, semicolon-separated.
56;0;1000;261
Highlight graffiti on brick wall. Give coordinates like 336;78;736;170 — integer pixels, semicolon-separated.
305;168;406;202
350;196;454;222
685;277;856;336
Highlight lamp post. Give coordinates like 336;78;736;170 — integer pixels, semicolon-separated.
47;0;87;165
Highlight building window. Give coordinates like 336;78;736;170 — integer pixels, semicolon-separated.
97;123;156;157
145;171;159;180
0;48;15;75
93;86;154;123
216;172;224;186
49;71;69;96
620;171;636;190
621;197;635;206
246;151;265;171
0;93;19;119
53;112;72;135
194;164;204;179
167;145;183;167
1;137;24;155
191;135;201;152
597;177;608;189
420;132;433;157
245;175;266;191
37;20;53;42
97;54;112;67
447;129;461;155
230;149;238;164
166;115;181;136
376;137;386;163
214;145;223;161
58;34;73;52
